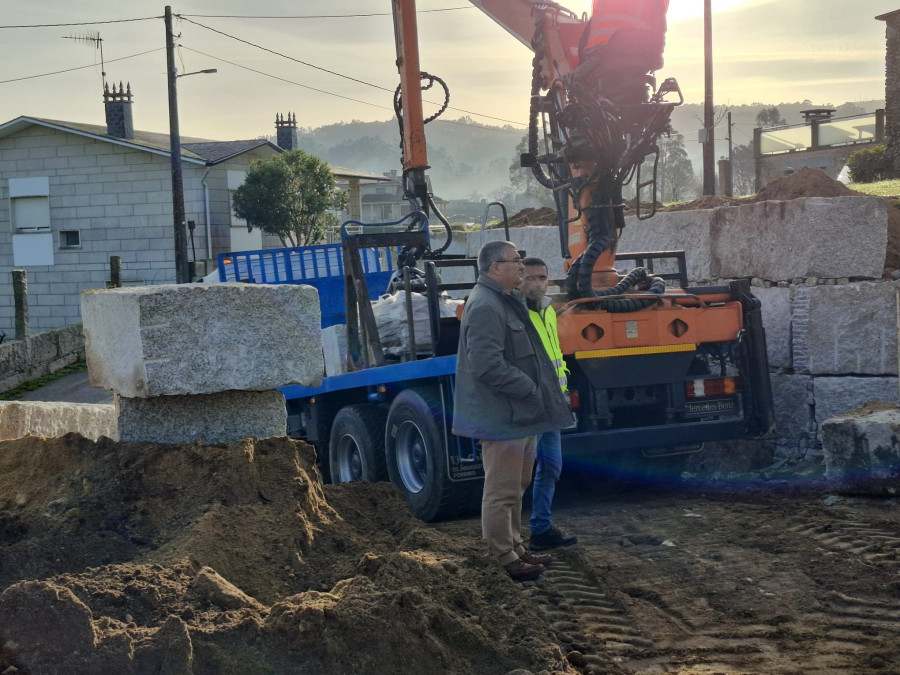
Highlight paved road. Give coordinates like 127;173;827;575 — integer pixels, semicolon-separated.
11;370;114;404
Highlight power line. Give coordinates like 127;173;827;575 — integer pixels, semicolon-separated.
180;46;524;134
180;8;473;19
0;16;160;29
0;47;164;85
177;16;527;126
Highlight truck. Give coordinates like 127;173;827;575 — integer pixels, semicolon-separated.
220;0;774;522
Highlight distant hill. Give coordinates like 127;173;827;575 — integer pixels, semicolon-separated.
288;100;884;201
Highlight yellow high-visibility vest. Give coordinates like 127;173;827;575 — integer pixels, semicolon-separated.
529;300;568;393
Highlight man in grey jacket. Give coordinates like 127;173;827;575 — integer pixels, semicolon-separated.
453;240;574;581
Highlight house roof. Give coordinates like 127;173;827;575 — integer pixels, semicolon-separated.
0;115;397;180
0;116;282;165
875;9;900;21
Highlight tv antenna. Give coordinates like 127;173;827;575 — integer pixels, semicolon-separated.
63;31;106;91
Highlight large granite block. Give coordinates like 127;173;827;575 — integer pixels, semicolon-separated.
770;373;812;438
711;197;886;281
821;406;900;493
813;376;899;429
620;209;716;283
81;283;323;398
466;227;566;280
753;286;792;370
793;282;898;376
0;401;115;441
116;390;286;444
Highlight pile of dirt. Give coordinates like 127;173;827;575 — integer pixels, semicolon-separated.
505;206;558;228
0;434;576;674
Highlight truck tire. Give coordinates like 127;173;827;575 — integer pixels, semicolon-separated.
328;404;388;484
385;388;478;522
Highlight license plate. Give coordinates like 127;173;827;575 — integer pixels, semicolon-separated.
684;398;737;416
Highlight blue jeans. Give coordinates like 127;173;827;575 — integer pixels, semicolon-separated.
530;429;562;535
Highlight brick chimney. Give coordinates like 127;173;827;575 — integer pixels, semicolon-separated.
275;112;298;150
104;81;134;140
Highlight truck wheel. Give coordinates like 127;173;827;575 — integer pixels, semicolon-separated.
385;388;475;522
328;404;388;484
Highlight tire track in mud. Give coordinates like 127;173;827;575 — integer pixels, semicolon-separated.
787;519;900;568
532;502;900;673
522;556;652;671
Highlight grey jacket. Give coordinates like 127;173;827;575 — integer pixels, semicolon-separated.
452;274;573;440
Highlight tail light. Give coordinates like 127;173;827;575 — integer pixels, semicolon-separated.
685;377;740;398
568;390;580;410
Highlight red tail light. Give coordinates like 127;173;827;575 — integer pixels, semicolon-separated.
568;390;580;410
685;377;740;398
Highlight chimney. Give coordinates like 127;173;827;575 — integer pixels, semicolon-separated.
104;81;134;140
275;112;298;150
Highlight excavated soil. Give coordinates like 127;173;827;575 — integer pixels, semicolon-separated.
3;434;900;674
0;434;571;675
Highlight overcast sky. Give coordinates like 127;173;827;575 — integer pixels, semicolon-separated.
0;0;894;142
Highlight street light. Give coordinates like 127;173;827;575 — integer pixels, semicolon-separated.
165;5;217;283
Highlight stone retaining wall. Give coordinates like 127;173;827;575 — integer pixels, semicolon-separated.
453;196;896;469
0;324;85;394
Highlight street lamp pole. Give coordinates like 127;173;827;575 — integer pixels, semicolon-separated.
165;6;189;284
164;6;216;284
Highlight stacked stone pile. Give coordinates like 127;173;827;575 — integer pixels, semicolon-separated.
80;283;324;444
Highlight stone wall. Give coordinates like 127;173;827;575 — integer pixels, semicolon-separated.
454;196;895;468
0;323;85;393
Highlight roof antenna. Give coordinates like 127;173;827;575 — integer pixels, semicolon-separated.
64;31;106;92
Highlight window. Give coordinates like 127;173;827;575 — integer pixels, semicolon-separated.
9;177;50;232
60;230;81;249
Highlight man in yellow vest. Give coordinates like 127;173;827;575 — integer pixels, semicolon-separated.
520;258;578;551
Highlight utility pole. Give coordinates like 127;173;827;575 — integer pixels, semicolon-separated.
702;0;715;195
165;6;189;284
726;110;734;197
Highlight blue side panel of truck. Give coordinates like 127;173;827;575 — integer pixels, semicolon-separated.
216;244;398;328
280;355;458;400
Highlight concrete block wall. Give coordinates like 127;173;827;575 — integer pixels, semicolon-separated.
0;126;173;335
0;124;222;337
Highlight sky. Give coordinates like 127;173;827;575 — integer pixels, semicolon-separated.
0;0;894;142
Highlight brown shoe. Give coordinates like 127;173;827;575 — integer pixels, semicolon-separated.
504;559;544;581
520;551;553;566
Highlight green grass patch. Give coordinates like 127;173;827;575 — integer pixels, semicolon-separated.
848;179;900;198
0;360;87;400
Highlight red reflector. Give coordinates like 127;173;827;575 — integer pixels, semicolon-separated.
568;390;580;410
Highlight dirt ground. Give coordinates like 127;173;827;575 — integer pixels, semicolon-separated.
2;434;900;674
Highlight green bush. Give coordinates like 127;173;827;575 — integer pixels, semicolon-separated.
847;145;891;183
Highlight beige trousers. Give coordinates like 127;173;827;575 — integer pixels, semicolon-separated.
480;435;538;566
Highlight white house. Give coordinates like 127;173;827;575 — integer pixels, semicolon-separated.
0;88;386;337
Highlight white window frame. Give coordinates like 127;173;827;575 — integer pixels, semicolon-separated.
9;177;51;232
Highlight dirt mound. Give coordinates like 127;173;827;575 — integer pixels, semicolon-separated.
0;434;575;674
506;206;558;228
754;166;862;201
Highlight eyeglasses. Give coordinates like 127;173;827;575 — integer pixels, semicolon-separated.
496;257;523;265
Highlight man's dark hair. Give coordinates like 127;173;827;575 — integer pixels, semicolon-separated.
522;257;547;268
